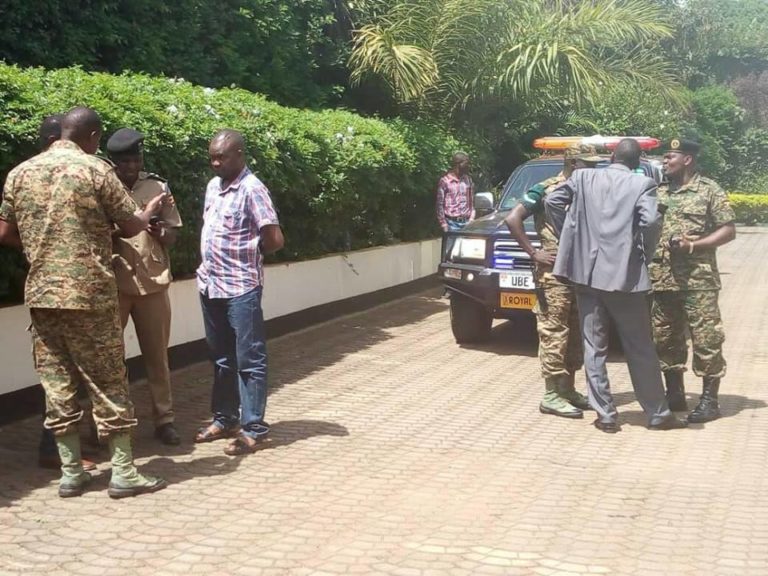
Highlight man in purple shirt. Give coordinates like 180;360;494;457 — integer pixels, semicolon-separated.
194;129;284;455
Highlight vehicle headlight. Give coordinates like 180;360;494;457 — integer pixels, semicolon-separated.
450;238;486;260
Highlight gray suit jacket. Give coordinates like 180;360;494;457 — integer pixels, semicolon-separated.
544;164;662;293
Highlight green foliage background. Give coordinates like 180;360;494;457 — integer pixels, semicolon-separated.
0;0;347;108
0;64;472;302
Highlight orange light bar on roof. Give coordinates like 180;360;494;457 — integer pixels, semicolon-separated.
533;135;661;151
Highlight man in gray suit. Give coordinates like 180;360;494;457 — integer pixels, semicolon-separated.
544;139;687;433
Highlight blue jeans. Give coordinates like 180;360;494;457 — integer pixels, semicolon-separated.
200;286;269;439
445;217;468;232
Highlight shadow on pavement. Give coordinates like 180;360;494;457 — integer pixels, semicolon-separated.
459;318;539;357
611;393;766;427
0;290;438;508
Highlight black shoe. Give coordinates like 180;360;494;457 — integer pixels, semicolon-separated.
687;403;721;423
155;423;181;446
648;415;689;430
593;419;620;434
687;377;722;423
664;371;688;411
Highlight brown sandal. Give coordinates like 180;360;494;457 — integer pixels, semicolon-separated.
194;423;239;443
223;433;268;456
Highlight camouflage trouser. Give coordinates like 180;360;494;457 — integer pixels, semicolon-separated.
651;290;726;378
30;306;137;439
534;280;583;378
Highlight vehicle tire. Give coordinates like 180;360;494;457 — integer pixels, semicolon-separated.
450;293;492;344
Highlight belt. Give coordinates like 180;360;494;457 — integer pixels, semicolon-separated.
446;216;469;223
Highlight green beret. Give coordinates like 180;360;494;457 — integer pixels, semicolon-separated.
663;138;700;156
107;128;145;156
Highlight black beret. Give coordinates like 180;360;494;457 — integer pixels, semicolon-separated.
663;138;700;156
107;128;145;156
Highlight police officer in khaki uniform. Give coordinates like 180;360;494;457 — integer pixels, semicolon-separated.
650;138;736;423
107;128;183;445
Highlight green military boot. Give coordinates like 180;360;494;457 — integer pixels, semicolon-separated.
558;373;591;411
107;433;168;499
56;433;92;498
687;377;721;423
539;376;583;419
664;370;688;412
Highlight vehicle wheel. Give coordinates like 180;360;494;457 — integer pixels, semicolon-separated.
450;293;492;343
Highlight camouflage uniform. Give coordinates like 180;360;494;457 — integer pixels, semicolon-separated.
0;140;139;438
650;173;735;377
521;175;583;378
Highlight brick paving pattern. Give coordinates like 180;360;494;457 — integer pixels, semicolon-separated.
2;228;768;575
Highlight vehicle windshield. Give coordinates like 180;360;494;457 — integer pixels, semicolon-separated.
497;158;659;211
498;161;571;211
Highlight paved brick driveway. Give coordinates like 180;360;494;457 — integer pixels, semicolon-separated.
2;228;768;576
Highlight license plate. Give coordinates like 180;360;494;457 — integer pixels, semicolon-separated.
499;270;534;290
443;268;462;280
500;292;537;309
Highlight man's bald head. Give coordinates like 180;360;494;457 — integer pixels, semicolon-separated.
61;107;103;154
211;129;246;152
612;138;642;170
209;129;247;182
38;114;64;151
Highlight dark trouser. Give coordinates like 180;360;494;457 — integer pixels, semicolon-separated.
200;286;269;439
576;287;671;426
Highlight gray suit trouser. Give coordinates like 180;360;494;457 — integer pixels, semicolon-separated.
575;286;671;426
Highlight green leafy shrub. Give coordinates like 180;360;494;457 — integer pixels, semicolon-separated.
0;64;473;303
729;193;768;225
0;0;346;108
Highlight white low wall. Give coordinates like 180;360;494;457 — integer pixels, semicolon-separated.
0;238;441;395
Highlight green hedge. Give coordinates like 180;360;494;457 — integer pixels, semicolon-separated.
729;193;768;225
0;64;471;303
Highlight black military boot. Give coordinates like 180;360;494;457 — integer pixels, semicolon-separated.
687;377;721;423
664;370;688;412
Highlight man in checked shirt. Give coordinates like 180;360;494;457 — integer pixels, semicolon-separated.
194;129;284;455
436;152;475;232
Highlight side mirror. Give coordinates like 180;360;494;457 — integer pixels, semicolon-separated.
474;192;494;217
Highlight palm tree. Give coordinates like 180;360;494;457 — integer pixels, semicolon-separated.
350;0;683;116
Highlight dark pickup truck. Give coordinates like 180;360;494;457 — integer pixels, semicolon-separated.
439;155;662;343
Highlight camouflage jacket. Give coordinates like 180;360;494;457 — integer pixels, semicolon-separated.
650;173;735;292
0;140;138;309
520;174;565;284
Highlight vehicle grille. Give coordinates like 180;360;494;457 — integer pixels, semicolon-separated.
493;239;540;270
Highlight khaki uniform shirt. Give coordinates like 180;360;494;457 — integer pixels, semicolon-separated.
0;140;137;310
112;172;182;296
650;173;735;292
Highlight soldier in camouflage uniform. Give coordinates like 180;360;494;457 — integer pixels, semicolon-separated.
504;144;600;418
0;107;169;498
650;138;736;423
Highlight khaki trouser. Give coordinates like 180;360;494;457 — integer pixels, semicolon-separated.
31;306;137;439
119;289;174;426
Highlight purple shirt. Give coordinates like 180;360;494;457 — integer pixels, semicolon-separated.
196;167;279;298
